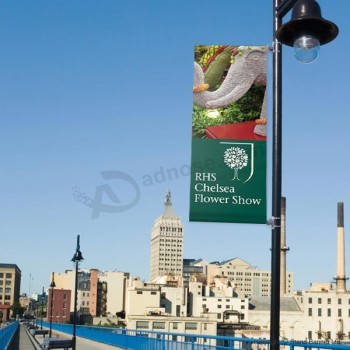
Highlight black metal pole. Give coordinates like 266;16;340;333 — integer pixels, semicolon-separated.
72;235;81;350
40;287;44;330
49;282;54;337
73;259;78;350
270;1;283;349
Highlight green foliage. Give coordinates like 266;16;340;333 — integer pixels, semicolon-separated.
192;84;265;138
10;302;26;317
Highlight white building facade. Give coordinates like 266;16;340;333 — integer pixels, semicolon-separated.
207;258;294;297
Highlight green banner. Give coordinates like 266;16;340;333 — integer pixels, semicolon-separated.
190;45;267;224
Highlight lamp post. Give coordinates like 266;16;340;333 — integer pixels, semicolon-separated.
49;273;56;338
71;235;84;350
270;1;338;350
40;286;44;330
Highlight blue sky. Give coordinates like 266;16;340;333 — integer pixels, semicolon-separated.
1;0;349;295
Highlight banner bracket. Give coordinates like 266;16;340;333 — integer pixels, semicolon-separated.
267;216;281;228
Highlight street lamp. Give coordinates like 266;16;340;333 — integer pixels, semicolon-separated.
270;1;338;350
49;273;56;338
40;286;44;330
71;235;84;350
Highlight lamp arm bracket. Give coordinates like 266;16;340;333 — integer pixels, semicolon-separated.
268;43;275;52
276;0;298;18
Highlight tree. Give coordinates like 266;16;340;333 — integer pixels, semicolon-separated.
10;302;25;318
224;147;248;180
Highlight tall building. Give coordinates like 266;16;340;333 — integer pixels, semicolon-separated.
0;264;21;307
150;192;184;281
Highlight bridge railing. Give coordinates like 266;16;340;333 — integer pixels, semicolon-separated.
0;322;19;350
40;321;350;350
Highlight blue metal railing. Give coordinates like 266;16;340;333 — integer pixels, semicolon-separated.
41;321;350;350
0;322;19;350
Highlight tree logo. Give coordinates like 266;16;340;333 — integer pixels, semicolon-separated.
223;143;254;183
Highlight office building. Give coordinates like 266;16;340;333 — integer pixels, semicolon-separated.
150;192;184;281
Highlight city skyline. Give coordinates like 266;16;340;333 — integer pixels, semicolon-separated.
1;1;350;295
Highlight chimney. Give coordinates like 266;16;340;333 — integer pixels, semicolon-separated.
280;197;289;296
335;202;347;292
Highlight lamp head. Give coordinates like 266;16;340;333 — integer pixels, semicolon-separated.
276;0;338;63
71;234;84;262
71;250;84;262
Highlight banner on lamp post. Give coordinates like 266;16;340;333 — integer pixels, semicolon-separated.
189;45;267;224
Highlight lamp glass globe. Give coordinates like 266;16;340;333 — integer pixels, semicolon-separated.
293;35;320;64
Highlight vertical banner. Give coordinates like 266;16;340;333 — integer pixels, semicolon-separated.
190;45;267;224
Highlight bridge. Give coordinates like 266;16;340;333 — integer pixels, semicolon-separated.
2;321;350;350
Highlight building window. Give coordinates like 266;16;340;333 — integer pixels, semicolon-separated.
63;303;66;309
137;291;143;294
217;313;221;320
308;308;312;316
153;322;165;329
308;298;312;304
308;331;312;340
136;321;149;329
318;308;322;316
185;322;197;330
218;305;222;309
185;336;196;343
338;309;342;317
318;298;322;304
0;273;3;278
63;294;67;300
328;298;331;304
151;291;157;295
328;308;331;317
5;273;11;278
172;323;178;330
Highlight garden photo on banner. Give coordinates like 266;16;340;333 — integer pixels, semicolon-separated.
190;45;268;224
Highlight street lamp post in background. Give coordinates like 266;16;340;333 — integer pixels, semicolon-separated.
270;1;338;350
71;235;84;350
49;273;56;338
40;286;44;330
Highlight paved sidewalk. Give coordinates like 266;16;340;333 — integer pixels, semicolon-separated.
35;329;123;350
10;324;38;350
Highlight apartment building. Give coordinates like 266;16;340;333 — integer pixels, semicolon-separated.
47;288;71;324
0;264;21;308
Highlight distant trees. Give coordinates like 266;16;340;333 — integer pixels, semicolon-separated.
10;302;25;318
